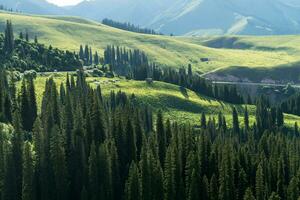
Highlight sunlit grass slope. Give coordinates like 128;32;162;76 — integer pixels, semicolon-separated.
0;12;298;74
23;74;300;127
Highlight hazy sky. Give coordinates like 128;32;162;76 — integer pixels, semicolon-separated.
47;0;84;6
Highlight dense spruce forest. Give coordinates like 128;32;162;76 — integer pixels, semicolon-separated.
102;18;162;35
281;93;300;116
0;68;299;200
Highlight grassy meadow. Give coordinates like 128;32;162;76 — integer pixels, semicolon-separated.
17;73;300;127
1;12;299;76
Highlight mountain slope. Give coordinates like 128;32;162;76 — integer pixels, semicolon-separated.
1;11;298;78
148;0;300;35
2;0;300;35
0;0;64;14
65;0;300;36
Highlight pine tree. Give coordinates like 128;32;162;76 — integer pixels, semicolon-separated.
276;108;284;127
50;126;68;200
11;111;24;200
232;107;240;134
25;30;29;42
244;188;256;200
88;142;99;200
156;110;166;165
89;47;93;65
125;162;141;200
164;146;175;200
210;174;218;200
0;124;5;199
187;169;199;200
19;32;23;40
201;113;206;129
287;176;299;200
256;164;265;200
20;79;31;131
4;20;14;54
125;119;137;164
294;122;299;136
79;45;84;60
27;77;37;131
22;142;34;200
268;192;281;200
244;107;249;130
94;51;99;65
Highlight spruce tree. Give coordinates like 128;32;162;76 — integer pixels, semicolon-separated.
0;125;5;199
244;188;256;200
287;176;299;200
88;142;99;200
201;113;206;129
156;110;166;165
27;77;37;131
4;20;14;54
22;142;34;200
20;79;31;131
244;106;249;130
50;126;68;200
124;162;140;200
164;146;175;200
268;192;281;200
232;107;240;134
256;164;265;200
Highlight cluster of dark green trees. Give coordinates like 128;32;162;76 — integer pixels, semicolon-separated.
102;18;162;35
103;45;243;104
79;45;101;66
0;70;299;200
1;21;82;72
280;93;300;116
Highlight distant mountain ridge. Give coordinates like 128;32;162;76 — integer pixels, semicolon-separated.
2;0;300;36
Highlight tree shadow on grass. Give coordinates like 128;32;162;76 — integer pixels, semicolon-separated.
180;86;189;99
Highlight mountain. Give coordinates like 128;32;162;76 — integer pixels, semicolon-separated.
0;0;65;14
2;0;300;35
65;0;300;36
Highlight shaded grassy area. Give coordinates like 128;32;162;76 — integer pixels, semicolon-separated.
211;61;300;83
0;12;298;75
22;73;300;127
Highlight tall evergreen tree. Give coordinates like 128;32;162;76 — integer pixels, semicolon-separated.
232;107;240;134
4;20;14;54
244;188;256;200
22;142;34;200
50;126;68;200
256;164;265;200
125;162;140;200
156;111;166;165
88;142;99;200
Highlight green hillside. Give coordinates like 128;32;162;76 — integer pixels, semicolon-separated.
0;12;298;76
23;73;300;127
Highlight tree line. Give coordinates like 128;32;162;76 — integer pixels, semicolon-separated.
1;20;82;72
0;5;21;13
0;69;299;200
280;93;300;116
102;18;162;35
102;45;244;104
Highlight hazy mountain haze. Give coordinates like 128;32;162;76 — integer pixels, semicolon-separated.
2;0;300;35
